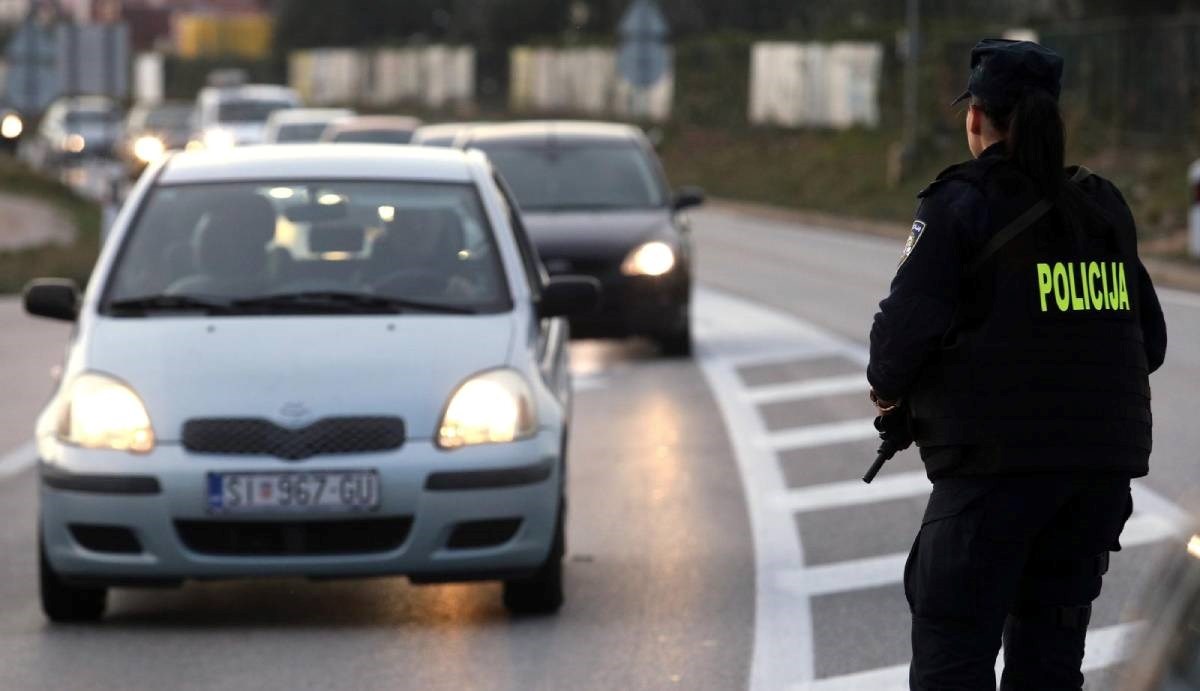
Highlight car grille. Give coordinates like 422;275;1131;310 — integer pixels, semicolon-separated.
175;517;413;556
182;417;405;461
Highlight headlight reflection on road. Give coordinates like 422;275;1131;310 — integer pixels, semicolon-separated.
639;393;683;504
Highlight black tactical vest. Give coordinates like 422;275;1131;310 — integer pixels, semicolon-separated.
908;157;1152;475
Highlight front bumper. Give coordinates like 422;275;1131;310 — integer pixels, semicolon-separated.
39;431;562;585
567;270;689;339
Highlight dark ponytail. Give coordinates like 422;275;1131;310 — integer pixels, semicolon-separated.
977;90;1112;244
975;89;1066;199
1006;89;1066;199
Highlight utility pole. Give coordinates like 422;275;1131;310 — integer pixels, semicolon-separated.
901;0;920;175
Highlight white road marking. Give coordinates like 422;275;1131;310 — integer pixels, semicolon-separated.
744;374;868;405
770;470;930;514
788;621;1145;690
760;418;878;452
779;512;1182;598
694;284;1192;689
696;287;819;687
0;440;36;480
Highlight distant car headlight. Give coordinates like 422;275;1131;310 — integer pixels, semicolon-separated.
202;128;235;150
132;134;165;163
437;369;537;449
62;133;86;153
1;113;22;139
621;241;676;276
56;373;155;453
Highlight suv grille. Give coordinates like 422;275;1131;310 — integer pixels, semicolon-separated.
175;517;413;556
182;417;405;460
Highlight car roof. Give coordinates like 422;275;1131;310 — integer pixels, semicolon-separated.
268;108;353;125
326;115;423;132
54;95;119;112
462;120;643;146
159;144;482;184
200;84;297;102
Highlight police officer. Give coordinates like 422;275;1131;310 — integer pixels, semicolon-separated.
867;39;1168;690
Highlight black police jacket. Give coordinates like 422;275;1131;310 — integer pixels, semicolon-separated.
867;143;1167;479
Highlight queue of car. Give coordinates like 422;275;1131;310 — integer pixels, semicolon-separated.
14;72;711;623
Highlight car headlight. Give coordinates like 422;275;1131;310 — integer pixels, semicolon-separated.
437;369;537;449
62;133;86;153
621;241;676;276
1;113;22;139
202;128;235;150
56;373;155;453
132;134;165;163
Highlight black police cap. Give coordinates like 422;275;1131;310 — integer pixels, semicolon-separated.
952;38;1063;109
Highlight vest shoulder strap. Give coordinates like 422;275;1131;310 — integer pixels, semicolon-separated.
963;166;1094;276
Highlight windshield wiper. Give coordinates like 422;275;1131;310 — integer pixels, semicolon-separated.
231;291;479;315
107;294;234;315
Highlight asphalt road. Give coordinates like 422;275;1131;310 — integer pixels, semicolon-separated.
0;205;1197;690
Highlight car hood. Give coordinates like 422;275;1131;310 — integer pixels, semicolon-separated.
225;122;267;145
77;315;515;443
522;209;673;263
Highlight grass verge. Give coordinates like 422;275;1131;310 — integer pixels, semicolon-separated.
0;156;102;295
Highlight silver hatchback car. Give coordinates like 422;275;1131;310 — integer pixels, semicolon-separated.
23;145;599;620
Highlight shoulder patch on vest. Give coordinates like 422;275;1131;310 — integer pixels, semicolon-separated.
900;220;926;264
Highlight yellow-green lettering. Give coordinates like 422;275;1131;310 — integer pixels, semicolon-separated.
1068;264;1084;311
1036;263;1053;312
1108;262;1121;309
1117;262;1130;310
1088;262;1103;310
1052;263;1070;312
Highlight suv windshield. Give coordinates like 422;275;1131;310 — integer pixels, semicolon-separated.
477;143;667;211
218;100;291;123
102;181;511;316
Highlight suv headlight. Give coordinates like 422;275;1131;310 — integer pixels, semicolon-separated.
621;241;676;276
57;373;155;453
437;369;537;449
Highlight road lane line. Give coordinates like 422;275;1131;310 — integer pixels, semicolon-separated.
694;284;1193;689
760;418;878;452
771;470;930;514
1131;480;1196;534
778;512;1180;598
788;621;1145;690
744;374;868;405
695;287;819;687
0;440;36;480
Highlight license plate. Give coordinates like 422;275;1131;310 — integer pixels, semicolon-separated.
206;470;380;514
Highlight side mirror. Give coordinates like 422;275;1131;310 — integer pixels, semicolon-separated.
672;186;706;211
24;278;79;322
538;276;601;319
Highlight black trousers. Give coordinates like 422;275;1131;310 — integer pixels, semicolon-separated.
905;473;1133;690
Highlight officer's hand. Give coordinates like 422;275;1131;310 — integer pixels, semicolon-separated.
869;388;899;415
874;408;913;451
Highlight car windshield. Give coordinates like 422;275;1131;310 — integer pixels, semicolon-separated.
276;123;330;142
478;143;666;211
144;106;192;130
331;129;414;144
66;110;118;127
102;180;510;315
218;100;291;123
